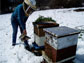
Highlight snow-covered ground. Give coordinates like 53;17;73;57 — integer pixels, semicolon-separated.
0;7;84;63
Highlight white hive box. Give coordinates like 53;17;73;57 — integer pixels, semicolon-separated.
43;26;80;63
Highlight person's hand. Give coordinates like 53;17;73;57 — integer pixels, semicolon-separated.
23;29;27;35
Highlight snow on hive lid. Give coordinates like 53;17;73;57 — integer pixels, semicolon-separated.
44;26;80;38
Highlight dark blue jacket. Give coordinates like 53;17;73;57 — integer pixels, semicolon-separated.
11;4;28;30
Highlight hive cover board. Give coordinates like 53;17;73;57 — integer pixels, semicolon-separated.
44;26;80;38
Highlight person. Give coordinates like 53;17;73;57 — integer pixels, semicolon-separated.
11;0;37;50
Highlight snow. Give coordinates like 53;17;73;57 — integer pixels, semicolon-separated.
0;7;84;63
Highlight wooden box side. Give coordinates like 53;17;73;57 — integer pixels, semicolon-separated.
45;42;77;62
33;22;59;37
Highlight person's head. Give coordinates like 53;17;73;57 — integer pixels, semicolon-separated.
23;0;37;16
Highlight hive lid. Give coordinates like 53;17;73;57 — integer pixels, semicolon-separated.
33;22;59;28
44;26;80;38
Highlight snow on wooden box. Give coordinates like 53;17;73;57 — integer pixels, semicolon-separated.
33;22;59;46
43;26;80;62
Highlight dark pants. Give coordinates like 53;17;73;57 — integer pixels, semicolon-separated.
11;17;28;46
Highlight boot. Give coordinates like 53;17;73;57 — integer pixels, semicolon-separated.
12;43;16;46
25;45;31;51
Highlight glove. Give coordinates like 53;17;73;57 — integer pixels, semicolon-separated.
23;29;27;35
19;34;31;42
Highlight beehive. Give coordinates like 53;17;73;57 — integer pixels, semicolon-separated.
43;26;80;63
33;22;59;46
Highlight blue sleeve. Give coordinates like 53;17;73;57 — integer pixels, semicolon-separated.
17;5;26;30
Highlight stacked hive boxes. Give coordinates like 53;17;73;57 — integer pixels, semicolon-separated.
42;26;80;63
33;22;59;47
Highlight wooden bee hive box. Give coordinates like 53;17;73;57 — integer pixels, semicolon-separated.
33;22;59;46
43;26;80;63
